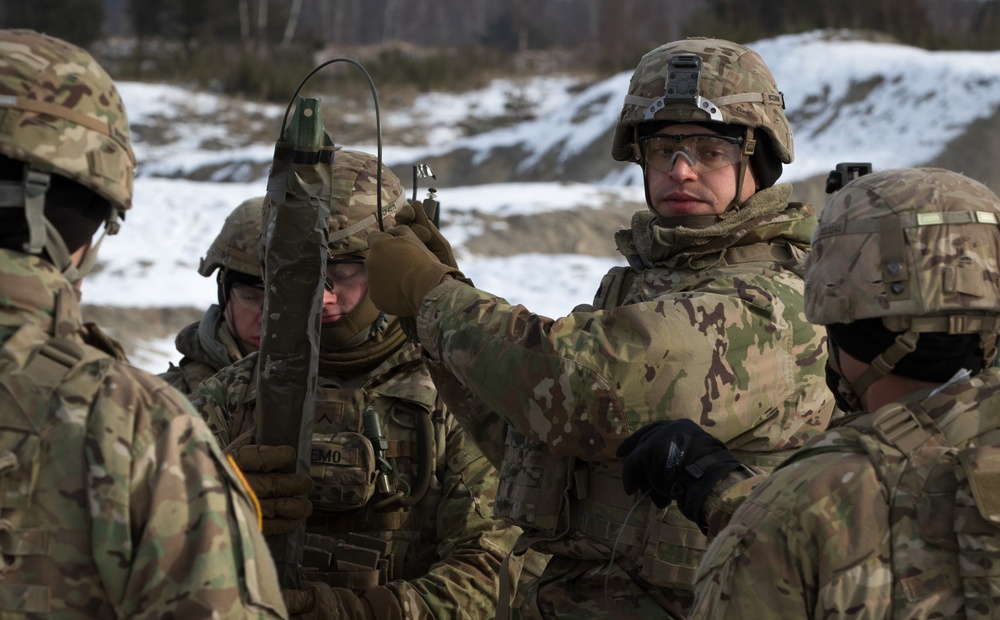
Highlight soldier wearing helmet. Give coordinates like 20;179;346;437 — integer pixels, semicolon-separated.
192;149;527;619
685;167;1000;618
363;38;834;616
0;29;285;617
160;196;266;394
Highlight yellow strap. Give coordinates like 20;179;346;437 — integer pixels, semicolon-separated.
226;454;263;532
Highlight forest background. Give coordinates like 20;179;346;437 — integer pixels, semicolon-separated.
6;0;1000;103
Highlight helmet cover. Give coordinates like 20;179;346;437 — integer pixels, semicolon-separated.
612;37;792;166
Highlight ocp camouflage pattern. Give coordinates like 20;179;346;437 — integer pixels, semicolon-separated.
159;305;249;395
192;341;524;618
199;195;265;278
804;167;1000;327
691;366;1000;618
612;37;793;164
0;30;134;212
415;184;834;616
0;249;286;618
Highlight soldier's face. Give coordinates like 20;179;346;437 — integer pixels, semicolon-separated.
321;259;369;323
645;123;757;217
226;282;264;350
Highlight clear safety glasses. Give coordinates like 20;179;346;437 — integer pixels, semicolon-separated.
324;258;366;292
638;133;744;174
229;282;266;310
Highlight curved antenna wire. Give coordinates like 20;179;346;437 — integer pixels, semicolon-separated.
278;57;385;232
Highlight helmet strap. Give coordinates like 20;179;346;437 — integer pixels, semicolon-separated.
727;126;757;213
21;166;51;254
2;164;91;283
847;330;921;407
825;340;863;412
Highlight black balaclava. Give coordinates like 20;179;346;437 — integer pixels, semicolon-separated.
828;318;984;383
0;156;109;255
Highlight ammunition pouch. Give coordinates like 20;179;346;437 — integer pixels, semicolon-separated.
493;430;571;536
301;532;391;589
309;431;378;512
494;426;796;594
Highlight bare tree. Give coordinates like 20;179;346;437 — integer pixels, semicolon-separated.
239;0;251;50
256;0;269;57
281;0;303;48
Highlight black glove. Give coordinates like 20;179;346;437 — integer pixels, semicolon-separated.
616;419;745;524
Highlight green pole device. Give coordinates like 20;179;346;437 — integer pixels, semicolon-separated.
256;95;333;588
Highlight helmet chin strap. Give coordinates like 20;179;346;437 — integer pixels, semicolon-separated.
726;126;757;213
0;164;113;284
827;330;921;413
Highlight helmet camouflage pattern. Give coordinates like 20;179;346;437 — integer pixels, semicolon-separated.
0;29;135;216
804;167;1000;332
327;149;406;257
199;196;264;278
612;37;792;165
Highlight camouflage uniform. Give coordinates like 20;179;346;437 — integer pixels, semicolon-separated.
160;304;248;393
194;151;522;619
408;39;834;618
0;29;286;618
161;196;264;394
691;168;1000;618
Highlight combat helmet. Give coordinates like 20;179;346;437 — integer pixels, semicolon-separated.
0;29;135;281
612;38;791;209
326;149;406;258
804;167;1000;410
321;149;407;348
199;196;264;279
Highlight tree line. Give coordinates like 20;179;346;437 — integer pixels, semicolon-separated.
4;0;1000;101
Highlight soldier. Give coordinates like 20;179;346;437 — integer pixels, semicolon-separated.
192;149;525;619
0;29;286;617
364;38;835;617
667;167;1000;617
161;195;265;394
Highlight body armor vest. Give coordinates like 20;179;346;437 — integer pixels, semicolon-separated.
299;379;448;588
781;377;1000;618
0;321;114;614
494;251;798;594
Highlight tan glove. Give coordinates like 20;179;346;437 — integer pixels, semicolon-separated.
283;581;402;620
366;225;464;317
227;442;314;536
395;202;460;270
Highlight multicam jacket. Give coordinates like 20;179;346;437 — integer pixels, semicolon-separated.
160;304;248;395
0;249;286;619
192;341;522;619
691;367;1000;618
415;184;834;618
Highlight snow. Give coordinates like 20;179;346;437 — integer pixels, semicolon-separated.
80;31;1000;372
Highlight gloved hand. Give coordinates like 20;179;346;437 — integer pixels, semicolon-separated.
616;419;745;524
396;202;460;270
366;225;465;317
227;442;314;536
283;581;402;620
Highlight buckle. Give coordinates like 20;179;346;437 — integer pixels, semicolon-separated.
872;405;930;453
